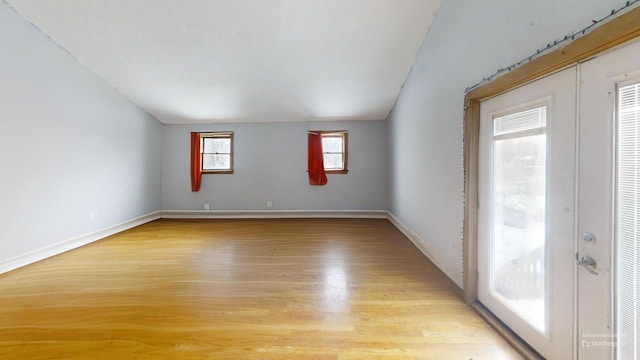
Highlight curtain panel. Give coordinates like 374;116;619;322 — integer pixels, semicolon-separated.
308;132;328;186
190;132;202;192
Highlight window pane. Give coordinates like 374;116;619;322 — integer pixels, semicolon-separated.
322;136;343;153
494;107;546;136
492;131;547;333
203;138;231;154
617;82;640;359
203;154;231;170
323;154;343;170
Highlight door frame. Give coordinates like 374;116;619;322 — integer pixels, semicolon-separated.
462;5;640;358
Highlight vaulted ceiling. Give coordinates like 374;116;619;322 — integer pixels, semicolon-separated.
6;0;442;124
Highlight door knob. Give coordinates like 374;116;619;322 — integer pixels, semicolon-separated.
576;254;599;275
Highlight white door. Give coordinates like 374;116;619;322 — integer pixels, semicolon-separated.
578;39;640;360
478;67;577;360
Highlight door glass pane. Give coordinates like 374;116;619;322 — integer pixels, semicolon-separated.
494;107;547;136
492;107;547;333
617;82;640;359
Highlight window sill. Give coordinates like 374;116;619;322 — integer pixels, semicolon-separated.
326;170;349;174
202;170;235;174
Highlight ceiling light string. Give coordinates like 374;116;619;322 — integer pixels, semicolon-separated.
465;0;640;93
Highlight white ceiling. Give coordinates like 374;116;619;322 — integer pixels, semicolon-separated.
7;0;441;124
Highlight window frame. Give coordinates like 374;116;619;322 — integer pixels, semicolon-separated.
200;131;234;174
319;131;348;174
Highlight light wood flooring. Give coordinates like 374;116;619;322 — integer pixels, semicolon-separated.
0;219;521;359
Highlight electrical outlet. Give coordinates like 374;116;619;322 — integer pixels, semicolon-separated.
204;203;210;211
267;200;273;208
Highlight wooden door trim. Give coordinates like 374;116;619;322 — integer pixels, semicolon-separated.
462;6;640;305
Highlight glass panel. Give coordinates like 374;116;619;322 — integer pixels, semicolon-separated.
323;154;343;170
203;138;231;154
203;154;231;170
492;111;547;333
617;82;640;359
322;136;343;153
494;107;547;136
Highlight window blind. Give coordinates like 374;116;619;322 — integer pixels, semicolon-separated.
494;106;547;137
617;82;640;359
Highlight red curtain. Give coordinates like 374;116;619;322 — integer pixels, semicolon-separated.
190;132;202;192
308;132;328;186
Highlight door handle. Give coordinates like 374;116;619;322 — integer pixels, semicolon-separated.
576;254;599;275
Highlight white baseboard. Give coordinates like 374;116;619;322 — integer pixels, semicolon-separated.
0;211;161;275
1;209;461;292
386;212;463;290
161;210;388;219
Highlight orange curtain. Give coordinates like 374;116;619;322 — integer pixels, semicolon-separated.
190;132;202;192
308;132;328;186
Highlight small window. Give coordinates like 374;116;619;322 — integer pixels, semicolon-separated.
201;132;234;174
320;131;348;173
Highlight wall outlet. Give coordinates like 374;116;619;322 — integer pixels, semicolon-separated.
204;203;210;211
267;200;273;208
89;211;99;218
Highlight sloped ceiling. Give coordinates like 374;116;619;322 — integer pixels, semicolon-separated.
6;0;441;124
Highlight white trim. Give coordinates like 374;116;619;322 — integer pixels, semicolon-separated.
0;211;161;275
161;210;388;219
386;211;463;289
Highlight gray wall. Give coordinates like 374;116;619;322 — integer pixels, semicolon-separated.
3;0;629;284
162;121;388;211
387;0;631;287
0;3;162;263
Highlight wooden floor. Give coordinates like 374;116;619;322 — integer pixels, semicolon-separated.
0;219;521;359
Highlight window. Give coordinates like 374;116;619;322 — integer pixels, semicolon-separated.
616;82;640;360
320;131;348;173
491;106;547;333
201;132;234;174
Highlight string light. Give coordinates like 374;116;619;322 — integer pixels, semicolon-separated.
465;0;640;93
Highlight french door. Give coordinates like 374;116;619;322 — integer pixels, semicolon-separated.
478;67;577;360
578;39;640;360
478;39;640;359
